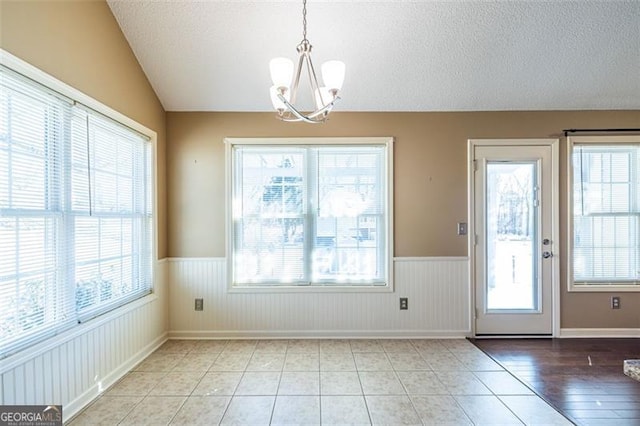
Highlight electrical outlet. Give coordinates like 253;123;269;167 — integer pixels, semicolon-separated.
195;298;204;311
399;297;408;310
611;296;620;309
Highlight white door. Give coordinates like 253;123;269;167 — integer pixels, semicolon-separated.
471;140;558;336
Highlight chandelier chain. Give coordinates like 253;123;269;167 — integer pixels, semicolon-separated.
302;0;308;42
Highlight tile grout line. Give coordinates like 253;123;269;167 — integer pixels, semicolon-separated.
210;341;232;425
425;343;474;425
401;341;422;424
354;352;375;426
169;346;203;425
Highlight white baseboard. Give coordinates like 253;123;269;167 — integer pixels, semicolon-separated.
167;330;470;340
560;328;640;338
64;332;168;423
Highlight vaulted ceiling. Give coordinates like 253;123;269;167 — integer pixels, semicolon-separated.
107;0;640;112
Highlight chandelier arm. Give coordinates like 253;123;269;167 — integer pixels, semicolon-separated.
277;93;338;122
304;52;323;109
277;94;320;123
277;94;335;123
289;54;306;105
281;116;322;123
305;98;337;118
277;93;336;116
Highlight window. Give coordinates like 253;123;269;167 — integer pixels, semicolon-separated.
569;135;640;290
227;138;393;290
0;61;154;358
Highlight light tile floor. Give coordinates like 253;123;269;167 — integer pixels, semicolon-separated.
69;339;573;425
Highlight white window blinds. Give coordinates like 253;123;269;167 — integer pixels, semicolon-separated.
71;109;153;321
0;67;75;356
231;143;390;287
572;142;640;285
0;64;153;358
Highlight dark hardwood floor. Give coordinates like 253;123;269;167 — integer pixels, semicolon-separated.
472;338;640;426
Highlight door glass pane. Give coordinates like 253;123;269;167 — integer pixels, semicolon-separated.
486;162;538;311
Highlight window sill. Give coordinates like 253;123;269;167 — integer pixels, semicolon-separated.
569;284;640;293
228;284;393;294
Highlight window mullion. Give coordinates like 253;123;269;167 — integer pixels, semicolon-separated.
62;105;75;323
5;95;18;334
232;147;241;284
377;149;385;280
43;103;56;325
627;149;640;280
7;94;13;207
304;148;316;284
130;146;135;290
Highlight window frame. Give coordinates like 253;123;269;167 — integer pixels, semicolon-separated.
225;137;394;293
567;135;640;292
0;49;158;358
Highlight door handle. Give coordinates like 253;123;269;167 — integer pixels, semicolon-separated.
542;251;553;259
542;238;550;245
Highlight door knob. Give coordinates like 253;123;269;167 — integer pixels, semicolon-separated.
542;238;550;245
542;251;553;259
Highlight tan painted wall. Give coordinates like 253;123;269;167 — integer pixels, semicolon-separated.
0;0;168;258
167;111;640;328
0;0;637;329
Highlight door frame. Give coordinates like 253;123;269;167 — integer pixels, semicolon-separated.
468;139;561;337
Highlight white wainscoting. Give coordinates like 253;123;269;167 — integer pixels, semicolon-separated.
168;257;470;338
0;260;168;422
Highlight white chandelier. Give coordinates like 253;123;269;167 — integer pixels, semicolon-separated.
269;0;345;123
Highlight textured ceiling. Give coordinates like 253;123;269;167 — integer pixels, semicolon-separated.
107;0;640;112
